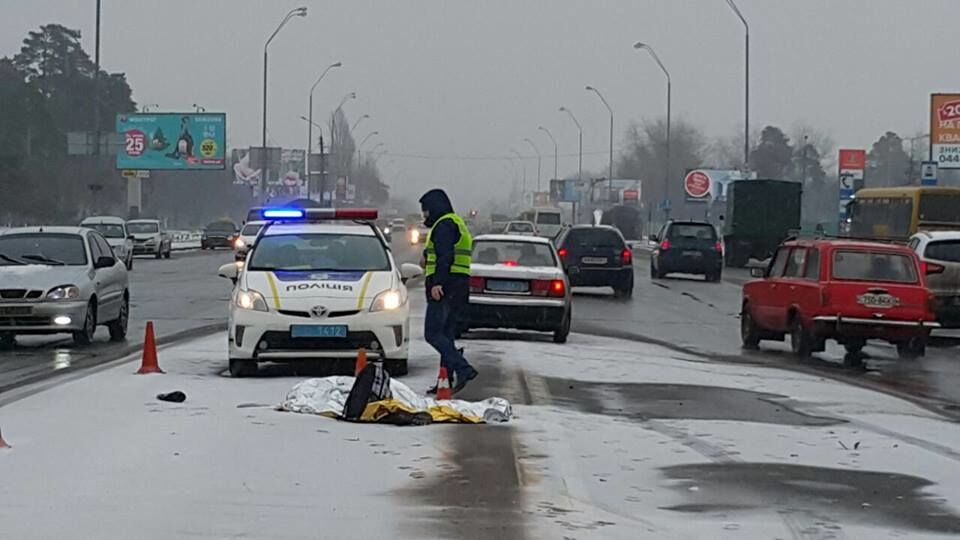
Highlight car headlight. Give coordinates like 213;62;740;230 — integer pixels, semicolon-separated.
370;289;405;312
410;229;420;243
235;238;246;248
235;289;268;312
47;285;81;300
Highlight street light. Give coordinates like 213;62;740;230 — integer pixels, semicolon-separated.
262;6;308;200
558;106;583;184
725;0;750;168
356;131;380;168
192;104;206;113
523;138;542;193
634;42;671;216
510;148;527;199
331;92;356;150
306;61;342;184
586;85;614;194
351;114;370;135
538;126;559;181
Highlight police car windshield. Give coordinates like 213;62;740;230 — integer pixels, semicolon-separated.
248;233;389;272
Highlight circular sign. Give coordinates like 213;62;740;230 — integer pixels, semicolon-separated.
684;170;710;198
200;138;218;158
124;129;146;158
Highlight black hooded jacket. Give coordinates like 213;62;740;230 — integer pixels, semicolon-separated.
419;189;469;300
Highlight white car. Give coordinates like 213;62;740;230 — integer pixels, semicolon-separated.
80;216;134;270
127;219;172;259
503;220;538;236
0;227;129;346
234;220;265;260
218;208;423;378
461;234;571;343
909;230;960;328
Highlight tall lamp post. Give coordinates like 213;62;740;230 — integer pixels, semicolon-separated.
306;61;342;185
350;114;370;135
633;42;671;216
510;148;527;200
356;131;380;170
559;106;583;222
262;6;308;200
331;92;356;152
585;86;614;190
523;138;542;196
538;126;559;181
725;0;750;168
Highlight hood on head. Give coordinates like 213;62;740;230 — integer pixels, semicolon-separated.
419;189;454;227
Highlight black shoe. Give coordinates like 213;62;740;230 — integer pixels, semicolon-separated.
451;367;478;394
425;384;438;395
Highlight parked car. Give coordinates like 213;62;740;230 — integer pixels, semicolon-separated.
909;230;960;328
503;221;537;236
462;234;571;343
650;220;724;282
127;219;172;259
554;225;633;298
201;220;239;250
80;216;134;270
741;238;940;362
0;227;129;346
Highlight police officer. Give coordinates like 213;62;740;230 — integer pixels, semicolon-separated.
419;188;478;394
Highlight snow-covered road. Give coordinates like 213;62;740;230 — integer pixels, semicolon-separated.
2;328;960;539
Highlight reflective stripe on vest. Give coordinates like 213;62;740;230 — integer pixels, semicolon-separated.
424;213;473;276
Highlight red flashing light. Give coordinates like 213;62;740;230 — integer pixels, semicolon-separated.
621;248;633;265
659;239;671;251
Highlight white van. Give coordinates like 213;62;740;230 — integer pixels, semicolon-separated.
519;207;564;239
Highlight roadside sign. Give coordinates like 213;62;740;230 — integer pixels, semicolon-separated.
122;170;151;179
838;149;865;200
657;198;672;211
622;188;639;203
921;161;938;186
683;170;711;200
116;113;226;170
931;94;960;169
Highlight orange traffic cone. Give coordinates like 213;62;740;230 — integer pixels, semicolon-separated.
0;427;10;449
436;367;452;400
136;321;164;374
355;347;368;376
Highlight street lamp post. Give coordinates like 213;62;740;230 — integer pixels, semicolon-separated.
331;92;356;153
586;85;614;196
559;107;583;222
538;126;559;180
510;149;527;200
634;42;671;217
356;131;380;170
725;0;750;168
523;138;542;196
306;61;342;191
262;6;308;200
350;114;370;135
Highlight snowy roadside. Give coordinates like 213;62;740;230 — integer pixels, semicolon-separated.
2;327;960;539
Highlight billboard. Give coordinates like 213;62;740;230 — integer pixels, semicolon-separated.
683;169;751;202
116;113;226;170
931;94;960;169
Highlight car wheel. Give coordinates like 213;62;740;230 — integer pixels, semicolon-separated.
229;358;257;377
385;358;408;376
789;317;812;358
164;249;171;259
107;295;129;342
740;306;761;350
553;309;572;344
614;284;633;299
896;338;926;359
72;302;97;345
0;333;15;349
707;271;722;282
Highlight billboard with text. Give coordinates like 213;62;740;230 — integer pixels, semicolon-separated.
116;113;226;170
931;94;960;169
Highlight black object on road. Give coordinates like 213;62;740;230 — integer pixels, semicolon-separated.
156;391;187;403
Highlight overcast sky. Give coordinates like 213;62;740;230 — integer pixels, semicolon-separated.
2;0;956;205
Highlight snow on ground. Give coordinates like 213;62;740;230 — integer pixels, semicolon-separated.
2;328;960;539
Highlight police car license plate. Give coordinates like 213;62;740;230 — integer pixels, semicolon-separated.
290;325;348;338
486;279;529;293
582;257;608;265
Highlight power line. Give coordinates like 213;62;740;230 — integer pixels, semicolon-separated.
376;145;632;162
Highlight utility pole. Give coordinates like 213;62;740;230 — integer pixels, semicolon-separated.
93;0;101;157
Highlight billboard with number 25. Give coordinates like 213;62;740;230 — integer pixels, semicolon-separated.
116;113;226;170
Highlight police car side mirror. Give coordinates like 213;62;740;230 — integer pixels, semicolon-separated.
218;262;240;281
400;263;424;284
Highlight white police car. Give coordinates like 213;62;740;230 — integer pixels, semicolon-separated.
218;208;423;377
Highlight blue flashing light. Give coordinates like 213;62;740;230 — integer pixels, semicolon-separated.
262;208;305;219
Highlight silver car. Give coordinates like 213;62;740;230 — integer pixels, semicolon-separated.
128;219;172;259
910;230;960;328
0;227;130;346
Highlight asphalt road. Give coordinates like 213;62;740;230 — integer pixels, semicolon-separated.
572;250;960;418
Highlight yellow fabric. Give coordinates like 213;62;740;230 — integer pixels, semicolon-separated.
359;399;484;424
424;213;473;277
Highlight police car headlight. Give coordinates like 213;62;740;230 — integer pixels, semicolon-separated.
235;289;268;312
370;289;405;312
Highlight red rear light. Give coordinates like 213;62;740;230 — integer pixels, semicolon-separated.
531;279;566;297
503;260;519;267
923;261;945;275
469;276;485;293
621;248;633;265
714;241;724;253
558;248;568;260
659;239;670;251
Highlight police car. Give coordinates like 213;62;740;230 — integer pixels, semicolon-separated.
218;208;423;378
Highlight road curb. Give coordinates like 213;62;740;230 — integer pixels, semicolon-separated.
0;322;225;407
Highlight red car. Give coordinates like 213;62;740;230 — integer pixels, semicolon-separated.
741;238;941;361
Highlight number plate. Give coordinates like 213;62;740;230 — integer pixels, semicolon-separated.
290;325;348;338
0;306;31;316
582;257;608;265
486;279;529;293
682;250;703;257
857;293;900;308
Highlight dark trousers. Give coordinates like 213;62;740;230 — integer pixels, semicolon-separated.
424;295;471;376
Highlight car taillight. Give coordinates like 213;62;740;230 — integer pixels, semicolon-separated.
469;276;485;293
531;279;566;297
714;241;723;253
659;239;670;251
558;248;568;261
503;260;519;267
621;248;632;265
923;261;946;275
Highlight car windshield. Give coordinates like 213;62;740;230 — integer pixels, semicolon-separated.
832;250;918;283
925;240;960;263
536;213;561;225
128;222;159;234
565;228;623;248
248;233;389;272
241;223;263;236
206;222;236;232
85;223;125;238
507;222;534;233
668;223;716;241
474;240;556;267
0;233;87;266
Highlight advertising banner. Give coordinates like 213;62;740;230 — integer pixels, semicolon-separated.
116;113;226;170
683;169;749;202
930;94;960;169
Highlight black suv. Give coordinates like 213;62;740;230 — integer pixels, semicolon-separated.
555;225;634;298
650;220;723;281
201;220;239;250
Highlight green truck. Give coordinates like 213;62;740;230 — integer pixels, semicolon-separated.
721;179;802;267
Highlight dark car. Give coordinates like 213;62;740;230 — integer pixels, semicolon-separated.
201;220;239;250
650;221;723;282
554;225;633;298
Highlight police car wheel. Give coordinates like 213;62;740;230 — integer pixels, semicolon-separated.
229;358;257;377
385;359;408;377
